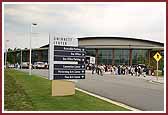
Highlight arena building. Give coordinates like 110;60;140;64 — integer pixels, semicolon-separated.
78;37;164;66
6;36;164;69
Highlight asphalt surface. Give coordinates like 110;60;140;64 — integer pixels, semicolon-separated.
20;69;164;111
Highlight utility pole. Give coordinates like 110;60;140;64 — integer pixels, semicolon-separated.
29;23;38;76
5;40;9;68
21;49;22;69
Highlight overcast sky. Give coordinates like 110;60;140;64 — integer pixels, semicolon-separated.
4;2;166;49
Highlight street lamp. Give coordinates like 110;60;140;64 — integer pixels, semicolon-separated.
29;23;38;76
20;49;22;69
5;40;9;68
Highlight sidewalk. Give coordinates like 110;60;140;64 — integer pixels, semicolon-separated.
86;70;164;84
141;75;164;84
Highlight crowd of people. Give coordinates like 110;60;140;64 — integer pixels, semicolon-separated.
87;64;154;77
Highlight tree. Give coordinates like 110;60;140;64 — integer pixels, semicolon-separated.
7;52;14;64
8;48;12;52
14;48;17;51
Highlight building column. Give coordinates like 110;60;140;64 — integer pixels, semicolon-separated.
22;51;25;62
148;49;151;66
38;50;42;61
27;50;30;62
129;49;132;66
112;48;115;65
95;48;98;65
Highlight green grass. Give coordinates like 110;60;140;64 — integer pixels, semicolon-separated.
4;69;34;111
154;70;164;77
4;69;130;111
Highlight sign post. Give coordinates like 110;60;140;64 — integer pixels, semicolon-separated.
90;56;95;64
153;52;162;80
49;35;85;96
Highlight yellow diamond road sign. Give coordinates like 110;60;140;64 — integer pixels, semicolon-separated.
153;52;162;62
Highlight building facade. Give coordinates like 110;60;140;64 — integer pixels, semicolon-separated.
78;37;164;67
6;37;164;69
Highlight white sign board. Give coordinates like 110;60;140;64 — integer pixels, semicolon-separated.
90;56;95;64
49;34;85;80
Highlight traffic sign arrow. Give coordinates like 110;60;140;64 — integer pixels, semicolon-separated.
54;56;85;62
54;70;85;74
54;75;85;79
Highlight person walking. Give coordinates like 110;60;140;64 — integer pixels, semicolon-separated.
100;64;104;76
91;64;96;74
135;66;138;76
162;67;164;76
130;66;135;76
142;67;147;77
110;66;114;75
138;66;141;77
115;66;118;75
118;65;121;75
105;65;108;72
96;65;100;75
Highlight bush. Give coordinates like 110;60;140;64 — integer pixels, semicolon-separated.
154;70;163;76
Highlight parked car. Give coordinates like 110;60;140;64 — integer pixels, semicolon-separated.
33;62;45;69
22;62;29;69
8;64;15;68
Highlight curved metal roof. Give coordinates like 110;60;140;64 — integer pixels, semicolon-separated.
77;36;164;46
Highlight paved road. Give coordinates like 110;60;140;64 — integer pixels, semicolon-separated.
20;69;164;111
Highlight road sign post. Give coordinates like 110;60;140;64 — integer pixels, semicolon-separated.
153;52;162;81
157;61;158;80
49;35;85;96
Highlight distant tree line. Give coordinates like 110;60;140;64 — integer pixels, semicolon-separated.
6;48;28;64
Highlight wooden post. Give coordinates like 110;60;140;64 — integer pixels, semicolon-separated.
156;61;158;80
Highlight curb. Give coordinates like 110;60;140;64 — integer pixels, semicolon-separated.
75;88;142;111
151;80;164;84
146;79;164;84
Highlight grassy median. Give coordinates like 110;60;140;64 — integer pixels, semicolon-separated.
4;69;129;111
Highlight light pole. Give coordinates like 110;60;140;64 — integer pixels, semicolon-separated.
5;40;9;68
29;23;37;76
20;49;22;69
